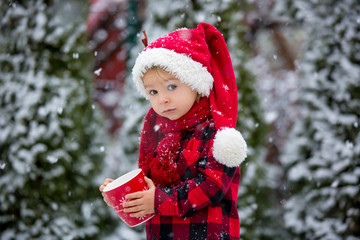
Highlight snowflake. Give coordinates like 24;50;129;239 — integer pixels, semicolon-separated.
113;197;127;214
119;196;128;206
113;205;123;213
213;110;223;116
137;215;146;220
125;185;132;192
154;125;160;131
94;68;102;76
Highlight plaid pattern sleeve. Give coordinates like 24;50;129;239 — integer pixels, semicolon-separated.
147;120;241;240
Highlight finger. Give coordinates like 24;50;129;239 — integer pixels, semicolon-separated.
144;176;155;189
102;196;111;206
124;205;144;214
99;178;113;192
129;209;153;218
130;211;145;218
105;178;113;184
101;193;111;205
125;191;144;200
123;198;142;208
104;198;111;206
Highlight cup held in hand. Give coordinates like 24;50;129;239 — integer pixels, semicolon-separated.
103;169;154;227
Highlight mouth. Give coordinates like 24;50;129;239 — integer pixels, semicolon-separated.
162;108;176;114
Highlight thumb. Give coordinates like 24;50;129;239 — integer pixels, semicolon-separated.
144;176;155;189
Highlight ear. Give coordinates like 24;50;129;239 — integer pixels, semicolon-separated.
212;128;247;167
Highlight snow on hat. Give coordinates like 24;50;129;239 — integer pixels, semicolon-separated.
132;22;247;167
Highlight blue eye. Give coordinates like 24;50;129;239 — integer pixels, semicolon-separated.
168;84;177;91
149;90;158;95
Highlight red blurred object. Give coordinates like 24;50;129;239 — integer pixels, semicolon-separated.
87;0;129;135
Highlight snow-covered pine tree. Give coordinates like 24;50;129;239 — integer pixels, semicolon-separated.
0;0;116;239
278;1;360;239
119;0;284;239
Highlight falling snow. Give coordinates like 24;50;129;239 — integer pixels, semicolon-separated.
1;0;359;239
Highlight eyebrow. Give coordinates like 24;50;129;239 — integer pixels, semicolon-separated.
144;79;179;89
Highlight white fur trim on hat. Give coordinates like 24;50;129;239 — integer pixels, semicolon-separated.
212;128;247;167
132;48;214;98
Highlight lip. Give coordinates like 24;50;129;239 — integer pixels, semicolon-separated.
162;108;176;114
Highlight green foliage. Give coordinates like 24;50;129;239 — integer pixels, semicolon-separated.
279;0;360;239
0;0;116;239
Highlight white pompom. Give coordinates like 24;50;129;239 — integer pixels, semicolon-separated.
212;128;247;167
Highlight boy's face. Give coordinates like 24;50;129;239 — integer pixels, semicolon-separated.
142;68;198;120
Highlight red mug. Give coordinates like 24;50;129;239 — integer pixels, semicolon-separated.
103;169;154;227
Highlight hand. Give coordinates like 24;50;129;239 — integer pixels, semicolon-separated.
123;177;155;217
99;178;113;206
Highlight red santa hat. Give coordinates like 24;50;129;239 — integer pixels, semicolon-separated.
132;22;247;167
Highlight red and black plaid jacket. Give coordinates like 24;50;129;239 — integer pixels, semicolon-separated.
146;119;241;240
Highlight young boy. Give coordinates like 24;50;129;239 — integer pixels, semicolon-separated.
100;22;247;240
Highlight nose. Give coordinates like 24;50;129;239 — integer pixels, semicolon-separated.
159;94;170;104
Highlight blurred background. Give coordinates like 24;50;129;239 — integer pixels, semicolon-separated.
0;0;359;239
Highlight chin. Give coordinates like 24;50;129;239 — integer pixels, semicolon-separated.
166;115;181;121
166;116;178;121
160;112;179;121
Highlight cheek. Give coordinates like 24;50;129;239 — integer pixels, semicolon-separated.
149;99;159;109
187;92;197;104
182;96;196;110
